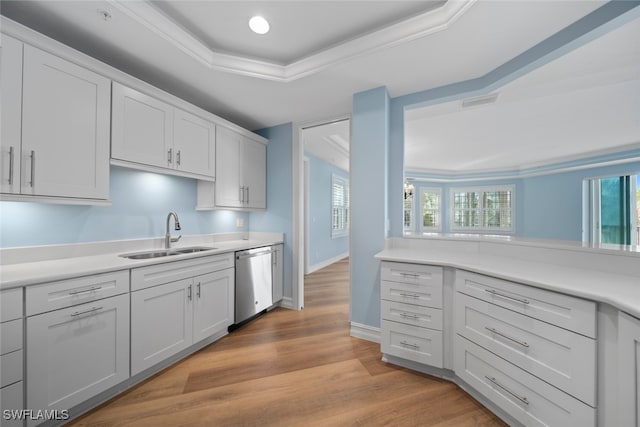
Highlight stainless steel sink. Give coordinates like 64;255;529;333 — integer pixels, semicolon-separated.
119;247;217;260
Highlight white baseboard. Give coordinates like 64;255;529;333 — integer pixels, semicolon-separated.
278;296;295;310
307;251;349;274
350;322;380;343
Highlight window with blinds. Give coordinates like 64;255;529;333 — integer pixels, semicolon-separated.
420;187;442;231
332;174;349;238
450;185;514;232
404;194;413;231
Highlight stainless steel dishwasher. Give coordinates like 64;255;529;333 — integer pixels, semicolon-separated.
234;246;274;325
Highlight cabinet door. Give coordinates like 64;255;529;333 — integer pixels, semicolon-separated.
0;35;23;195
111;82;173;169
193;269;234;343
20;45;110;199
173;108;215;178
131;279;193;375
0;381;24;427
215;126;242;208
619;311;640;426
242;138;267;209
26;294;129;418
272;244;284;303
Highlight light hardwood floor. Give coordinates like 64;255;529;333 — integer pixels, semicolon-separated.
69;258;506;426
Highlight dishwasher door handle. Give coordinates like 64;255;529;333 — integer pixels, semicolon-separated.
236;249;275;260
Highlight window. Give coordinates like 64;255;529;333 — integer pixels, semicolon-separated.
420;187;442;232
450;185;514;232
332;174;349;238
404;194;413;231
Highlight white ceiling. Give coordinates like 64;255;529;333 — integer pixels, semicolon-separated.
0;0;607;131
404;15;640;174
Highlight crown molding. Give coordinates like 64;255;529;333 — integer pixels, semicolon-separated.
107;0;476;82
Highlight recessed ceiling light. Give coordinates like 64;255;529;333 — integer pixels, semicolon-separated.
249;16;270;35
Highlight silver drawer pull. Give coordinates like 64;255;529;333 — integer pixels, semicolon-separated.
400;313;420;320
68;286;103;295
70;306;103;317
485;289;530;305
400;272;419;278
485;327;530;348
400;340;419;350
485;376;529;405
399;292;420;299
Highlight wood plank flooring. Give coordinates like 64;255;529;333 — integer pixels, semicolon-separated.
69;258;506;426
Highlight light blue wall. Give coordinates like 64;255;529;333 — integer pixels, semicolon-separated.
305;153;349;268
351;87;389;328
0;166;249;248
250;123;294;300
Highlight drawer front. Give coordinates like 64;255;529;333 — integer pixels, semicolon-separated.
0;350;23;388
381;280;443;309
26;270;129;316
0;320;22;356
455;292;596;405
0;288;23;322
382;262;443;287
381;320;443;368
381;300;443;331
131;253;233;291
456;270;596;338
455;336;595;427
0;381;24;427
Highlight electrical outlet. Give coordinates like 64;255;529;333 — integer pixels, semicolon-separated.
236;217;244;228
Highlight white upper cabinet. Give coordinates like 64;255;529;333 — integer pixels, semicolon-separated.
0;35;23;195
174;108;215;177
111;82;173;170
211;126;266;209
1;42;110;201
111;82;216;180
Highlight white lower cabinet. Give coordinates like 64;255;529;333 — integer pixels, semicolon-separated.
618;311;640;426
0;382;23;427
26;293;130;425
455;336;595;426
1;288;24;427
131;257;234;376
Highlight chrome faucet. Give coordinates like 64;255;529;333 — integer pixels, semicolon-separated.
165;211;182;249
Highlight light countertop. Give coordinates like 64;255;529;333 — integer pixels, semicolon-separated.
0;234;282;290
376;245;640;319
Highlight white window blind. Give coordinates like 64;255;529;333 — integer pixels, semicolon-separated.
332;175;349;238
450;185;514;232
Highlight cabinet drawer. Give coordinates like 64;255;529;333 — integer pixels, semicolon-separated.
381;280;443;309
381;320;443;368
0;288;23;322
382;262;443;287
131;253;233;291
455;336;595;426
0;381;24;427
381;300;443;331
455;270;596;338
455;292;595;406
26;270;129;316
1;350;22;388
0;319;22;356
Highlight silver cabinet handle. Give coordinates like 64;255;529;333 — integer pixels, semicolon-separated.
196;282;201;298
8;146;14;185
188;284;192;301
400;312;420;320
30;150;35;186
239;186;245;203
246;186;250;204
400;340;419;350
485;289;530;305
485;376;529;405
70;306;103;317
168;148;172;164
399;292;420;299
68;286;103;295
485;326;530;348
176;150;181;166
400;272;419;278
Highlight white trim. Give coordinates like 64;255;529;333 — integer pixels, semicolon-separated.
449;184;515;234
304;157;311;275
350;322;381;343
307;252;349;275
105;0;475;82
0;194;112;206
277;297;295;310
